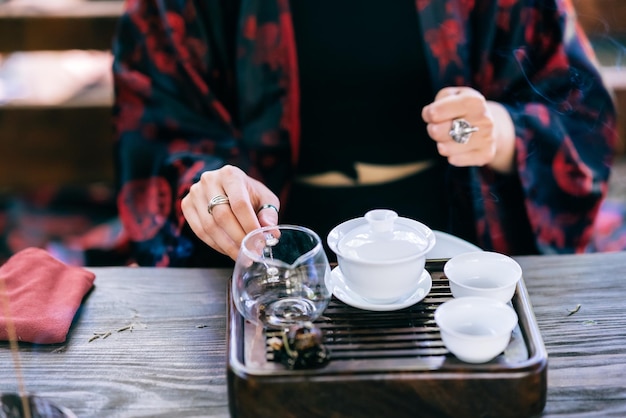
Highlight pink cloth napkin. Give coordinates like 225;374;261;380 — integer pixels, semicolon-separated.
0;247;96;344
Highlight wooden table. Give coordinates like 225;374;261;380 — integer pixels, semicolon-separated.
1;251;625;417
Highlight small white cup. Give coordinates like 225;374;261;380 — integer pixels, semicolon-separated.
444;251;521;302
435;296;518;363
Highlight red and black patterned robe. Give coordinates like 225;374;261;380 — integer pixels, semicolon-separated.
112;0;617;266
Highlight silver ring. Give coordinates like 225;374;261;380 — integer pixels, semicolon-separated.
449;118;479;144
207;194;230;215
256;203;279;215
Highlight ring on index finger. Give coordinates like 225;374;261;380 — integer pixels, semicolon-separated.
208;194;230;215
449;118;479;144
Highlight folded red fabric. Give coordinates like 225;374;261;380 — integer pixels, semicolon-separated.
0;247;96;344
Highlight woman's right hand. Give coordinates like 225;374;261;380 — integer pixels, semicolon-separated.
181;165;280;261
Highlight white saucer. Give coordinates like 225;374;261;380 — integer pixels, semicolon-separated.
428;230;483;259
326;267;432;311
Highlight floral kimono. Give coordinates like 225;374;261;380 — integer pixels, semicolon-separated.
112;0;617;266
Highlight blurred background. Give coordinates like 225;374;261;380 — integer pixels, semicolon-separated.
0;0;624;266
0;0;123;265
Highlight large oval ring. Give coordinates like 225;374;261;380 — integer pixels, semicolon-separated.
256;203;279;215
449;118;479;144
207;194;230;215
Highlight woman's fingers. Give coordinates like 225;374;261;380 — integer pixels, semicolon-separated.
422;87;496;167
182;181;239;258
181;165;280;261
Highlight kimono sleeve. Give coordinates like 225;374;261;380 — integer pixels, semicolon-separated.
476;0;618;254
111;0;240;266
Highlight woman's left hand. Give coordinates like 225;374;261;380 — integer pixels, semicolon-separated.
421;86;516;174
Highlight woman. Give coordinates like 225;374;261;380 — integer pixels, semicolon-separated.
112;0;617;267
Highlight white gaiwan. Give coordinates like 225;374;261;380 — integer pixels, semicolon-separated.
327;209;436;303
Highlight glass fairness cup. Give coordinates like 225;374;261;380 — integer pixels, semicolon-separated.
232;225;332;329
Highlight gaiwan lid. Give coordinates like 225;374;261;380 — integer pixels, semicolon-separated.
329;209;435;263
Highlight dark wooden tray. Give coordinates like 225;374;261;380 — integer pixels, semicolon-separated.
227;259;548;418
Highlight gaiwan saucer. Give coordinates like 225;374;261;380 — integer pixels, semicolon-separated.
326;267;432;311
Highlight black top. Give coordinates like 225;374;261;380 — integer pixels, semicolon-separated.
290;0;439;178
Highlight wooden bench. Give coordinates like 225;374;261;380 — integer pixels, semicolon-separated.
0;0;123;53
0;1;120;191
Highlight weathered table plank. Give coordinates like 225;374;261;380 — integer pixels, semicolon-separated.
0;267;231;418
516;252;626;417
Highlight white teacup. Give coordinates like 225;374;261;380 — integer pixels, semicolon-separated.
327;209;436;303
444;251;522;303
435;296;518;363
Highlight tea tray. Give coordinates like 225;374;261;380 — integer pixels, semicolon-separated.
227;260;548;418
